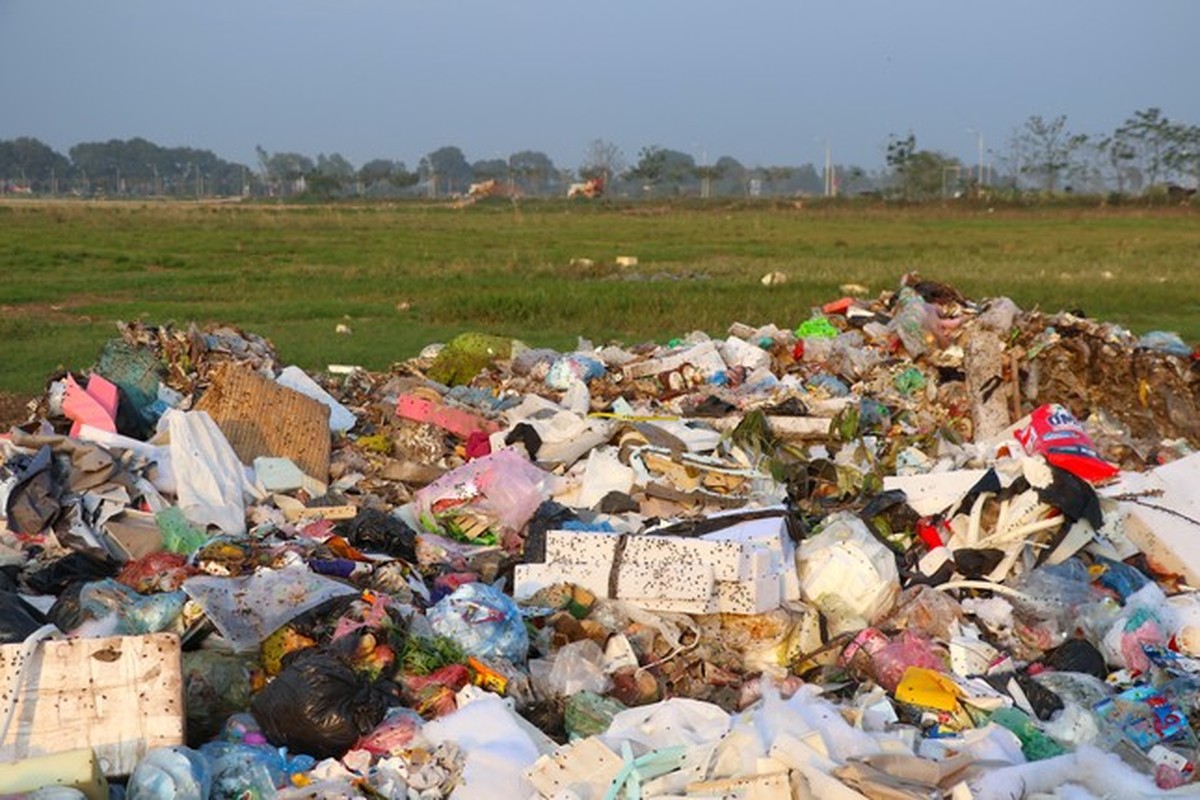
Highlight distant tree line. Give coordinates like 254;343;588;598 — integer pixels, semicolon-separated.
1;108;1195;201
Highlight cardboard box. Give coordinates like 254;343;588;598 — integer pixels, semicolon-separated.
0;633;184;777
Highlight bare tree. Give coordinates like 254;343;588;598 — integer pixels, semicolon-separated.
579;139;626;189
1012;115;1088;192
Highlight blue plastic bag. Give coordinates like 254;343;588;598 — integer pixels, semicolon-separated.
428;581;529;663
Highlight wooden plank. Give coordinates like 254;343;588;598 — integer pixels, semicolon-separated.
0;633;184;777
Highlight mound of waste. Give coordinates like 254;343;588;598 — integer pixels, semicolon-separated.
2;273;1199;799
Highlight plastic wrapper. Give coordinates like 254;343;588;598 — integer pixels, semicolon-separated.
990;707;1067;761
402;663;471;718
1015;403;1120;483
183;564;359;652
890;287;946;357
428;581;529;663
528;638;609;699
1094;685;1198;765
24;550;119;595
564;690;627;740
250;648;393;760
117;550;195;593
546;354;605;389
155;506;209;555
338;507;418;562
199;740;317;799
163;408;257;536
355;706;425;756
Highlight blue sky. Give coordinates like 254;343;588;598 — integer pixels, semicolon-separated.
1;0;1197;174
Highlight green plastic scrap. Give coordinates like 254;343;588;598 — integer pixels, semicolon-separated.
156;506;208;555
989;707;1066;761
426;333;517;387
564;691;627;740
605;743;690;800
795;316;839;340
894;366;927;396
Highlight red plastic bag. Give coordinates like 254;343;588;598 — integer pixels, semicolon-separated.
1015;404;1119;483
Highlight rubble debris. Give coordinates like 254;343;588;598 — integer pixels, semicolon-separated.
2;277;1200;797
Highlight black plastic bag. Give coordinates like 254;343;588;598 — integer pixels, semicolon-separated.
250;648;392;759
339;508;418;563
0;591;50;644
46;582;86;633
24;551;119;595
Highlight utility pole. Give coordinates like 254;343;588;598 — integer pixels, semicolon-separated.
969;129;985;188
825;140;834;197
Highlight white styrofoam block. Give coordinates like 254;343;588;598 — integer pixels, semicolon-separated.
546;529;775;582
623;536;746;582
884;469;988;517
544;529;620;565
714;572;783;615
622;595;716;615
1101;453;1200;585
782;562;802;602
513;562;609;600
615;557;714;603
253;456;306;493
747;547;783;578
700;516;788;552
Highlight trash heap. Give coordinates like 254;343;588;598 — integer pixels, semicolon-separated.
2;274;1200;799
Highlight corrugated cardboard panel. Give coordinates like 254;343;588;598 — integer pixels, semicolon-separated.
194;363;331;481
0;633;184;777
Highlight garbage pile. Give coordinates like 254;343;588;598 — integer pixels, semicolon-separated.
2;273;1200;799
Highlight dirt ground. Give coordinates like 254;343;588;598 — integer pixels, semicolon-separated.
0;392;35;429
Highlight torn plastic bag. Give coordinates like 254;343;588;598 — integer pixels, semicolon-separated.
414;449;552;543
183;564;359;652
183;650;256;745
126;745;213;800
4;445;62;534
796;511;900;635
24;550;120;595
338;507;418;563
250;648;393;760
422;694;551;800
163;409;259;536
528;638;609;699
601;697;731;754
428;582;529;663
78;578;187;635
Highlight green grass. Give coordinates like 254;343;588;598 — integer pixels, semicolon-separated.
1;198;1198;392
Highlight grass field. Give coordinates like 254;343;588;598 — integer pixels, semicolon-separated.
1;197;1198;393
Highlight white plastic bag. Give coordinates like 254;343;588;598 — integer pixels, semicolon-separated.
796;511;900;635
164;409;258;536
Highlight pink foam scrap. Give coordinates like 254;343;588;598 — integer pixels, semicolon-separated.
396;393;500;439
64;374;116;437
85;374;120;418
